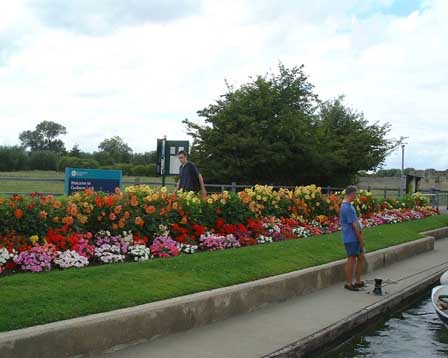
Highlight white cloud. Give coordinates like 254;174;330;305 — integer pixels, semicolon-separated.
0;0;446;171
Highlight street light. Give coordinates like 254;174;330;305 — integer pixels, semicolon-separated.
399;136;409;197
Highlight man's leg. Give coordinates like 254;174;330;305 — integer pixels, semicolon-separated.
345;256;356;286
355;253;366;285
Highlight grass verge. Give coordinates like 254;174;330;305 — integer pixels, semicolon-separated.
1;214;447;333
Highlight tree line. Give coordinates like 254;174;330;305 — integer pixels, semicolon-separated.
0;122;157;176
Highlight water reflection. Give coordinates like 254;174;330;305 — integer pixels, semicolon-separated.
321;293;448;357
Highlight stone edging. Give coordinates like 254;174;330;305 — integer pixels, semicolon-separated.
0;227;445;358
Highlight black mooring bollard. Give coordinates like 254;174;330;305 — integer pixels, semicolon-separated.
373;278;383;296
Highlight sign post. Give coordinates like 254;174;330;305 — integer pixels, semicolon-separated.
161;136;166;187
156;138;190;179
64;168;122;195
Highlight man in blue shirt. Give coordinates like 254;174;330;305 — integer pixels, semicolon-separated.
340;185;366;291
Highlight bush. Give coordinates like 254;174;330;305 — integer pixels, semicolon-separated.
28;151;59;171
58;156;100;171
0;146;28;171
132;164;156;176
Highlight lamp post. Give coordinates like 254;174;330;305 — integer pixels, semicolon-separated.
399;137;408;197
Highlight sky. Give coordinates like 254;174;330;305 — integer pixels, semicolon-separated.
0;0;447;170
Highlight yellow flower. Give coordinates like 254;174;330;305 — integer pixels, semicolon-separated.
30;235;39;244
256;195;262;200
161;187;168;193
220;199;227;205
207;198;213;204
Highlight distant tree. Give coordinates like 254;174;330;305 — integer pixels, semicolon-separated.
69;144;81;157
131;151;157;165
97;136;133;163
19;121;67;153
0;146;28;171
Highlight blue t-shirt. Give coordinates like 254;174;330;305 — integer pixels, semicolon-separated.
340;202;359;243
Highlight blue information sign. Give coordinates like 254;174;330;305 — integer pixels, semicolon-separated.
64;168;122;195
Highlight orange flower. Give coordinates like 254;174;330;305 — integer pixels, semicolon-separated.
104;196;115;207
123;210;130;219
114;205;122;215
97;215;103;222
130;195;139;207
14;208;23;219
134;216;144;226
145;205;156;214
84;188;94;196
181;216;188;225
62;216;74;225
118;219;125;229
52;200;62;209
53;216;60;223
109;213;116;221
112;224;118;230
95;196;104;208
39;210;48;220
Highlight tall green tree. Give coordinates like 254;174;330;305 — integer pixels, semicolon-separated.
97;136;133;163
185;65;395;186
314;97;395;186
19;121;67;153
184;64;319;185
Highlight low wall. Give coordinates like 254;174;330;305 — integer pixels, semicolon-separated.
0;229;444;358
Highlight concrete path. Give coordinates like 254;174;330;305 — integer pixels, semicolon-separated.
95;238;448;358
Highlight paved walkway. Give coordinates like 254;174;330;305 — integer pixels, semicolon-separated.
95;238;448;358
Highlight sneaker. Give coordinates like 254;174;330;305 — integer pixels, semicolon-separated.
354;281;366;289
344;284;360;292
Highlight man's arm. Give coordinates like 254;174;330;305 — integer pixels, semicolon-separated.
198;174;207;199
352;222;365;247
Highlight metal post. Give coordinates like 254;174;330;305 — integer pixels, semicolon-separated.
400;143;405;197
231;182;237;193
161;136;166;187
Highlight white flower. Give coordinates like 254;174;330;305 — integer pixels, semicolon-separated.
180;243;199;254
128;245;150;261
54;250;89;269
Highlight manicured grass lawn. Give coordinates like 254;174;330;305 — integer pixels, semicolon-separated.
0;170;175;195
1;214;447;333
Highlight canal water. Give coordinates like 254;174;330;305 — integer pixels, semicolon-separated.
321;291;448;357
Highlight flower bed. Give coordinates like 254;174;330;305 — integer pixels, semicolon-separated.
0;186;439;275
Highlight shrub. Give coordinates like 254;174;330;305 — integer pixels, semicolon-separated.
28;151;59;171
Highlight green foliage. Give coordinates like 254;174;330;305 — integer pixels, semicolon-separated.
97;136;133;163
58;156;100;171
19;121;67;153
0;146;28;171
314;97;394;186
185;64;395;187
28;151;59;171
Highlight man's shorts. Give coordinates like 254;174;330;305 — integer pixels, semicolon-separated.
344;241;363;257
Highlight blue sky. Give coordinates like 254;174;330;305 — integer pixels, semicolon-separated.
0;0;447;170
